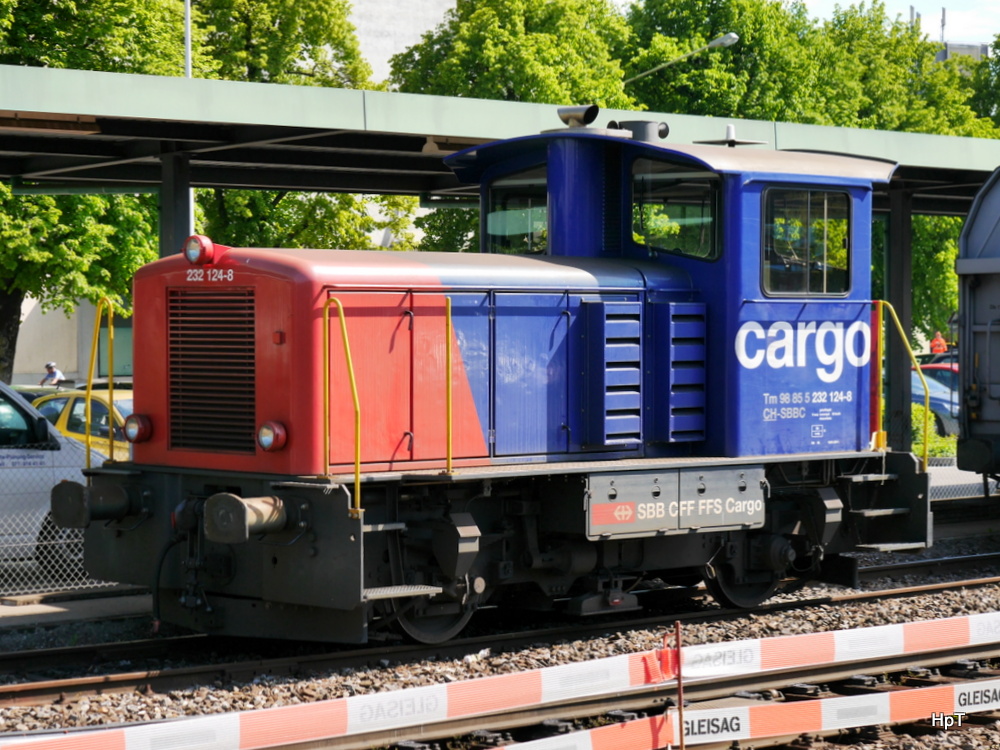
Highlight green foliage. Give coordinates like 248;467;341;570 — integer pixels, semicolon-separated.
911;402;956;458
910;215;961;343
971;34;1000;127
0;186;157;312
200;190;418;251
625;0;820;122
0;0;214;76
623;0;998;137
414;208;480;253
198;0;371;86
390;0;635;108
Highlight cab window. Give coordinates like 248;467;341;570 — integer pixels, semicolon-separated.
764;189;850;295
486;165;547;255
632;158;720;260
0;393;33;447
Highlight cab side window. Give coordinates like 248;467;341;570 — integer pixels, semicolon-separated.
0;393;33;447
486;166;548;255
764;189;850;295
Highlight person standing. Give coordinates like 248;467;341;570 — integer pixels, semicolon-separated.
930;331;948;354
39;362;65;385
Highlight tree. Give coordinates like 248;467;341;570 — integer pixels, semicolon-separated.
200;190;417;250
910;216;962;341
624;0;822;123
195;0;417;251
389;0;635;251
0;0;208;75
199;0;370;86
0;0;187;382
811;2;995;136
971;34;1000;127
623;0;997;136
390;0;634;106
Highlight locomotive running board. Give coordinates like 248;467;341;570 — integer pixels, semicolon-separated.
363;585;443;601
330;450;906;485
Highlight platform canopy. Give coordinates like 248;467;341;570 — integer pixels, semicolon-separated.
2;64;999;215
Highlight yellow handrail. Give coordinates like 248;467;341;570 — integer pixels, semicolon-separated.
445;297;453;475
323;296;362;519
875;300;929;469
84;299;115;468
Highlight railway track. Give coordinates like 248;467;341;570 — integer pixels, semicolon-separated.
5;596;1000;750
3;564;1000;710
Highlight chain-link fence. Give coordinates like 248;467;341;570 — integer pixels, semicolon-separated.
0;508;115;596
0;508;116;597
0;385;117;596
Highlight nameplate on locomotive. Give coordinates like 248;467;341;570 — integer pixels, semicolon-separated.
586;468;766;539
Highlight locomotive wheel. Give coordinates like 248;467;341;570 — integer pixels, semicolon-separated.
702;565;780;609
393;599;476;644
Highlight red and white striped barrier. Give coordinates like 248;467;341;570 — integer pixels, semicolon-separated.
1;611;997;750
514;676;1000;748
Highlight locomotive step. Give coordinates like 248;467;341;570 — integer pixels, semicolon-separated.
856;542;928;551
849;507;911;517
838;473;899;483
362;585;444;601
362;522;407;533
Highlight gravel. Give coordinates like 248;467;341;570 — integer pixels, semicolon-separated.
2;535;1000;747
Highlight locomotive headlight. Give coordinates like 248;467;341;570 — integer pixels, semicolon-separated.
123;414;152;443
183;234;215;265
257;421;287;451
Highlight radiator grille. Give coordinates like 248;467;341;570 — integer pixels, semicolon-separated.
167;288;256;453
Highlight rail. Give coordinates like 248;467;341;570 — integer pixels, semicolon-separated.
83;298;115;469
873;300;929;468
323;296;362;519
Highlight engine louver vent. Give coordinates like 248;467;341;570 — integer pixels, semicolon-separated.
167;288;256;453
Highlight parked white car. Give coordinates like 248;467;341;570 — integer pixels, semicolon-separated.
0;381;99;568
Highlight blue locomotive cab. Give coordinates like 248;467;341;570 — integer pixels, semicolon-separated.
449;120;896;459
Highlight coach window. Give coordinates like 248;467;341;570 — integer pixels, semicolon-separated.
486;165;547;254
632;158;720;260
764;189;850;295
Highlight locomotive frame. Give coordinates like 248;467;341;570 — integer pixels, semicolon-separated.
53;109;931;643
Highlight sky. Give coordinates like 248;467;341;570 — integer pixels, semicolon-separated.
800;0;1000;45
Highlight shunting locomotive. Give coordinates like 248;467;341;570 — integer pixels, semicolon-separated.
53;107;930;643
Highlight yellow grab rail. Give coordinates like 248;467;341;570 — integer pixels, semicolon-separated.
84;299;115;468
874;300;929;469
323;296;362;519
445;297;454;474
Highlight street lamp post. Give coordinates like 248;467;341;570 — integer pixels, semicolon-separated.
624;32;739;85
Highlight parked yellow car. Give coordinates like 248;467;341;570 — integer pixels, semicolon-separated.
33;390;134;461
